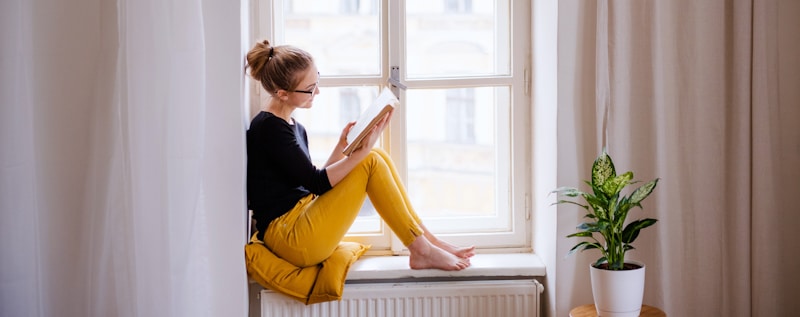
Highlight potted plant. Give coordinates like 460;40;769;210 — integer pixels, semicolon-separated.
552;150;659;317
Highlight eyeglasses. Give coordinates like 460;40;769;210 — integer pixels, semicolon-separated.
292;72;320;95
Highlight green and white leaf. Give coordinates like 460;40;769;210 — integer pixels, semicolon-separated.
591;151;616;187
629;178;659;205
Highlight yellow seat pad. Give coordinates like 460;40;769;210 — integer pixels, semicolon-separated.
245;233;369;304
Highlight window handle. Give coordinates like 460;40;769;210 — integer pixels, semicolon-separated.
388;66;406;98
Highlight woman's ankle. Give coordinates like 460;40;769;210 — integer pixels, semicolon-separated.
407;236;469;271
408;235;432;255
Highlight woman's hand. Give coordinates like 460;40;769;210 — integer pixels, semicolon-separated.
338;121;356;148
353;109;394;156
324;121;357;168
324;109;393;186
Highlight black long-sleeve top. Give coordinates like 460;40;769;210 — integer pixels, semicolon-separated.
247;111;332;239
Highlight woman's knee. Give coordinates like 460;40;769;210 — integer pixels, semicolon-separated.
363;149;384;166
370;147;388;155
370;147;389;159
369;148;392;165
358;149;397;180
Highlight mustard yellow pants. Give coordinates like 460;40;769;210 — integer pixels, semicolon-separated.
264;148;424;268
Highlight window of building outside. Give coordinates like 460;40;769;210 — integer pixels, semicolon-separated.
446;88;476;144
253;0;531;253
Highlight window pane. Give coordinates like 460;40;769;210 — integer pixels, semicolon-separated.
405;0;510;78
292;86;382;234
280;0;381;76
293;86;380;164
405;87;508;222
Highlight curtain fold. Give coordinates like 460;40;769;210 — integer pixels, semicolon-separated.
557;0;800;316
0;0;248;316
0;1;41;316
751;1;800;315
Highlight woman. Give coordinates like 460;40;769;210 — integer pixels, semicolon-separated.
245;40;474;271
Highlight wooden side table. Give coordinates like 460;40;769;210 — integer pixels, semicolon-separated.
569;304;666;317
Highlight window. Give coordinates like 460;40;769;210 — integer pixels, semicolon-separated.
339;88;361;127
253;0;530;252
444;0;473;14
445;88;476;144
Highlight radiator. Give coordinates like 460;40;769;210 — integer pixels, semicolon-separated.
259;280;543;317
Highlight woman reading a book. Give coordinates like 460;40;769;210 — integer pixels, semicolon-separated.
245;40;474;271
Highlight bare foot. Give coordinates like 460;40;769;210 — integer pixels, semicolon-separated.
420;224;476;258
432;240;476;259
408;236;470;271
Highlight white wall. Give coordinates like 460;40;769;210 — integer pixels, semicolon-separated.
531;1;560;317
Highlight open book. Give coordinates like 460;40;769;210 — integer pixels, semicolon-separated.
342;87;399;156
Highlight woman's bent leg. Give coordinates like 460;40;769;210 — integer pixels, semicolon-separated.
367;149;470;270
264;149;422;267
362;150;424;246
264;170;371;267
265;149;469;270
371;148;475;259
369;148;422;224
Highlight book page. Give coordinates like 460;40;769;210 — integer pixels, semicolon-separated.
343;87;399;155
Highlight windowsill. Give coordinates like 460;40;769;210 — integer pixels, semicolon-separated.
248;253;546;289
345;253;546;283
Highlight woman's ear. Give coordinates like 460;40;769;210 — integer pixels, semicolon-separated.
274;89;290;101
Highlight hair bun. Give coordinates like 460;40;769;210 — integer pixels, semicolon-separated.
246;40;274;80
257;40;271;54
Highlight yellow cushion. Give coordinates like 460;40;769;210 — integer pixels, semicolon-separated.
244;233;369;305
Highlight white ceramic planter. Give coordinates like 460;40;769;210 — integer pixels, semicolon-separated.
589;261;645;317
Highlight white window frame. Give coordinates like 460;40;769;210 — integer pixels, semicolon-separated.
248;0;531;253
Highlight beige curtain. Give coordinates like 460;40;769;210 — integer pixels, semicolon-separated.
557;0;800;316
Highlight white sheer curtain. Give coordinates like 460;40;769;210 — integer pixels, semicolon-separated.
1;0;248;316
556;0;800;316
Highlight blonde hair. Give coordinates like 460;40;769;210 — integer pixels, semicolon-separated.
245;40;314;95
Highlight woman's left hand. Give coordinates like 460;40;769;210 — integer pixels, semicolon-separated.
339;121;356;148
357;109;393;154
324;109;393;185
323;121;357;168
